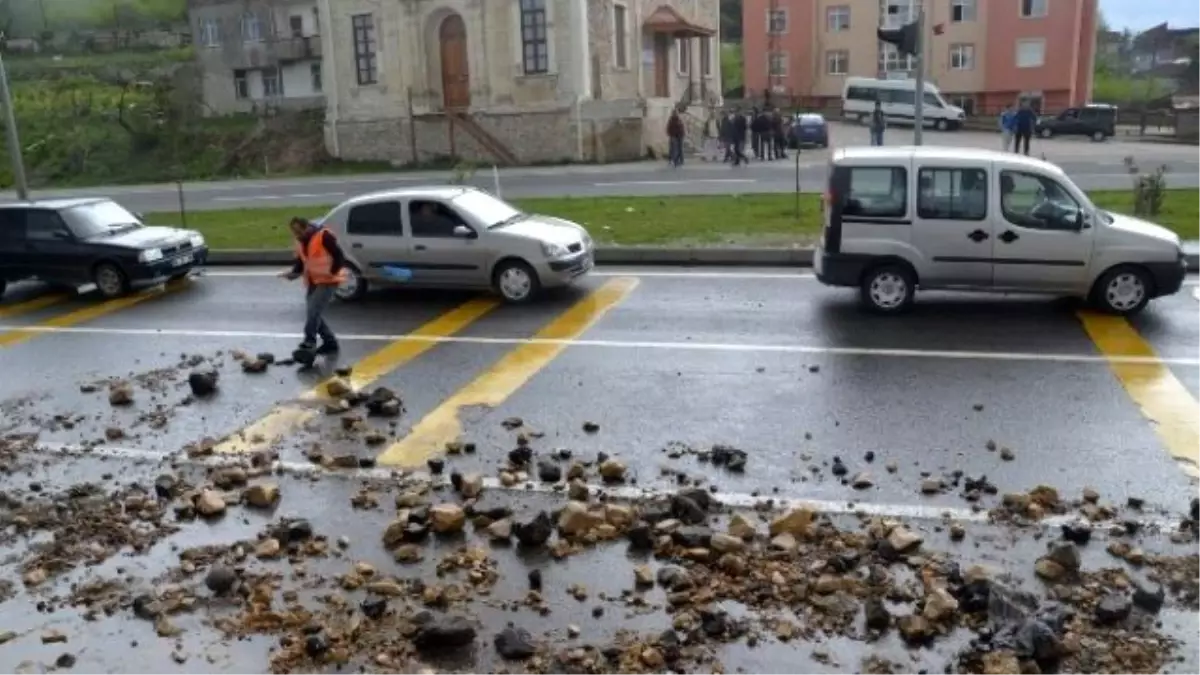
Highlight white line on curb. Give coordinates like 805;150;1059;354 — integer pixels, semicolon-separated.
1;324;1194;366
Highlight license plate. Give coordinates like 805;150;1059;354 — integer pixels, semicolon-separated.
172;254;193;267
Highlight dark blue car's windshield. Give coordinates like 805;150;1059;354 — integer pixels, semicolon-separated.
799;115;824;127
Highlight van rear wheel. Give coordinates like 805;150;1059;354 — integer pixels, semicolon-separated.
860;264;915;314
935;119;949;131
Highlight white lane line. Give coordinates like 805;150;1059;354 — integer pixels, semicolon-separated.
591;179;758;187
23;441;1056;526
201;269;819;280
212;192;345;203
202;268;1199;284
3;323;1195;366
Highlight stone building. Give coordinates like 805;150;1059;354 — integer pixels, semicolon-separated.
189;0;326;115
317;0;722;165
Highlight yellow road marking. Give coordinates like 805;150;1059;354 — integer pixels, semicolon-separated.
377;277;639;467
1077;310;1200;478
0;281;189;349
0;292;71;319
214;297;500;454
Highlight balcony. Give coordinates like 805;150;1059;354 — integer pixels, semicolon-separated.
272;35;321;62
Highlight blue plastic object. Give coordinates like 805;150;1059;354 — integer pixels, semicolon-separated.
380;265;413;282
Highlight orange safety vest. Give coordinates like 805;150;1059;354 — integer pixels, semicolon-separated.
295;230;347;286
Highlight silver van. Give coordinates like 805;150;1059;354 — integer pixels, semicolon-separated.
813;147;1187;315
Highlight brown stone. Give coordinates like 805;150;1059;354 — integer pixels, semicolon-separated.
598;459;626;482
486;518;513;541
769;508;814;539
458;473;483;499
922;586;959;621
709;532;745;553
887;526;922;553
983;650;1021;675
558;501;604;536
195;490;226;517
770;532;798;552
430;504;466;533
727;512;757;539
604;504;635;527
326;378;353;397
393;544;422;563
255;538;282;559
1034;558;1066;581
242;483;280;509
365;580;405;597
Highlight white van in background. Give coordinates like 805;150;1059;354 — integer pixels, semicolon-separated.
842;77;967;131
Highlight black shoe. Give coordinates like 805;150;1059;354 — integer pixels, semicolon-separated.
297;341;316;352
315;341;340;355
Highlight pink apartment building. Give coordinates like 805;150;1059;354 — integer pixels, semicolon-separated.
742;0;1097;115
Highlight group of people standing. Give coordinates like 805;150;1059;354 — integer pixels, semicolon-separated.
666;107;792;168
999;100;1039;155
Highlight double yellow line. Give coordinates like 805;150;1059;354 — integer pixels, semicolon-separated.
217;277;639;465
0;280;191;349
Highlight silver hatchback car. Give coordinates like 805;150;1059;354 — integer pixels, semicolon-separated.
319;186;594;303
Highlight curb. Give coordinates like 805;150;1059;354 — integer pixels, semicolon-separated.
207;247;818;267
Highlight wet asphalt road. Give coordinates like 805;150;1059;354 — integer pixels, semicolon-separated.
1;125;1196;213
0;267;1197;672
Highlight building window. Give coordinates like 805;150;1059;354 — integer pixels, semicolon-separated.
950;43;975;70
768;51;787;77
826;49;849;75
311;62;323;92
1016;39;1046;68
951;0;977;22
262;67;281;97
519;0;549;75
881;44;916;73
613;4;628;69
289;15;303;38
241;12;261;42
351;14;378;85
677;38;691;75
200;18;220;47
826;5;850;32
1020;0;1047;18
233;69;248;99
767;9;787;34
700;37;711;77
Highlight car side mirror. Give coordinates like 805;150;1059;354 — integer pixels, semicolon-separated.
452;225;477;239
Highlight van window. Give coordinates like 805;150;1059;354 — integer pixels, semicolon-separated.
922;92;943;108
843;167;907;218
918;168;987;221
999;171;1082;231
847;86;875;101
347;201;403;236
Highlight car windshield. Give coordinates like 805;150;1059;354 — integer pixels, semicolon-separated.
60;200;142;238
799;114;824;126
452;190;525;229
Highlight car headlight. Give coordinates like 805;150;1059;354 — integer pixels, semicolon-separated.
189;234;205;248
139;248;164;263
541;242;568;258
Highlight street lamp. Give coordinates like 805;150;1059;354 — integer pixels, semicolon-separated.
0;50;29;200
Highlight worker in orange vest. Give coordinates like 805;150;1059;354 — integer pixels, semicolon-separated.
281;217;348;355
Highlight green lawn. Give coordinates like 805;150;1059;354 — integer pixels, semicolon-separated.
143;189;1199;250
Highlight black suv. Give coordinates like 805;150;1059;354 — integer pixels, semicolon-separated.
1035;104;1117;141
0;198;208;299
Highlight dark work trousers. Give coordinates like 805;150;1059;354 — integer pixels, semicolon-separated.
1014;129;1032;155
303;284;338;347
731;140;747;166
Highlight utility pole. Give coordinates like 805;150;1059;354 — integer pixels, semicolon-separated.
0;52;28;200
767;0;780;106
912;4;925;145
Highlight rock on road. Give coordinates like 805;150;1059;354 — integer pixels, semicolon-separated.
0;266;1196;673
0;124;1196;213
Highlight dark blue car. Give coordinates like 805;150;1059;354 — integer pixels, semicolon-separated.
788;113;829;149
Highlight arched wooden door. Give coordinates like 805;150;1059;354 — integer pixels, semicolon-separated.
439;14;470;110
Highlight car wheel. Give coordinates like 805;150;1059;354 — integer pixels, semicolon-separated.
1091;130;1105;142
335;263;369;302
1093;266;1152;316
935;119;949;131
860;264;915;314
92;262;129;299
1039;128;1053;138
493;259;540;304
